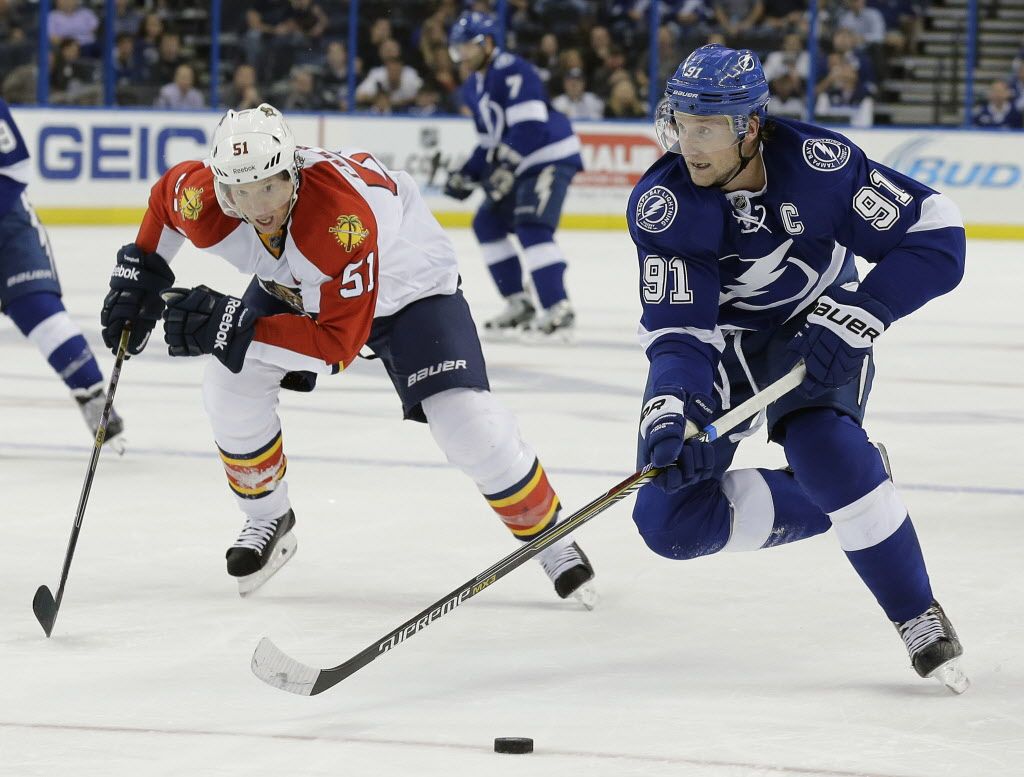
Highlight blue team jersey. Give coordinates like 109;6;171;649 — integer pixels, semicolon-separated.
628;116;966;396
0;98;31;216
461;50;583;178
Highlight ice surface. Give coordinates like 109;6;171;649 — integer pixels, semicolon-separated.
1;228;1021;777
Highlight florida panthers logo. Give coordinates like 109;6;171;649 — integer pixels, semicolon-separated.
636;186;678;233
329;214;370;252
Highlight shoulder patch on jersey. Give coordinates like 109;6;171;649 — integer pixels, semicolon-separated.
635;186;678;233
802;138;851;172
178;185;204;221
493;52;516;69
329;213;370;252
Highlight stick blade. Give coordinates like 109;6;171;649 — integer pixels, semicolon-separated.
251;637;321;696
32;585;57;637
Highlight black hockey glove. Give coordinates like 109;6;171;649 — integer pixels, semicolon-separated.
100;243;175;356
639;390;716;493
785;287;894;397
443;170;477;201
161;286;256;374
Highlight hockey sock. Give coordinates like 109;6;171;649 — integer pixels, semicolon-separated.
5;291;103;392
483;457;560;539
518;229;568;309
784;408;933;622
477;238;524;297
217;430;291;519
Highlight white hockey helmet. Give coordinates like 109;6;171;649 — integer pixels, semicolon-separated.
209;103;300;221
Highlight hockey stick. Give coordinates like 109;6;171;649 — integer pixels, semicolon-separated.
33;325;132;637
251;362;807;695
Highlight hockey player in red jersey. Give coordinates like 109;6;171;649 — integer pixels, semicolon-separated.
99;104;595;604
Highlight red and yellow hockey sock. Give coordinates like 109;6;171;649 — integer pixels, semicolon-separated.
218;431;287;500
484;458;560;539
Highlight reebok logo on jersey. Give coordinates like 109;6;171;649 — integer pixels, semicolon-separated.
636;186;678;233
214;298;242;351
407;359;467;387
802;139;851;172
111;265;140;282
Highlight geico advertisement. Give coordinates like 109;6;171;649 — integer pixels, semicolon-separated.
8;108;1021;226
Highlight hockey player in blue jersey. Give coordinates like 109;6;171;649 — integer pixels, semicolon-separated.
445;11;583;339
0;99;125;449
629;45;969;691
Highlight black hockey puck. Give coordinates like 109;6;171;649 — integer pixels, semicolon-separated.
494;737;534;754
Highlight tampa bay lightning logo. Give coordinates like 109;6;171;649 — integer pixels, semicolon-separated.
636;186;678;233
719;239;820;311
802;138;851;172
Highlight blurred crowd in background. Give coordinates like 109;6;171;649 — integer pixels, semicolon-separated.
1;0;1023;128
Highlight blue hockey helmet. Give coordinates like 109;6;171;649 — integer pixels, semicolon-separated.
656;44;770;153
448;11;497;62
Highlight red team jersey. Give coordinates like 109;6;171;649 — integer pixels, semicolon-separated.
135;147;460;374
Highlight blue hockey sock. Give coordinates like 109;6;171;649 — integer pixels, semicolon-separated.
530;262;568;309
488;256;526;297
844;518;933;623
784;408;933;622
6;292;104;392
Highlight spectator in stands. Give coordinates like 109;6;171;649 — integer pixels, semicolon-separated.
148;32;185;88
639;24;683;94
837;0;886;48
134;13;163;79
829;26;877;94
1009;60;1024;112
763;31;810;83
241;9;269;79
592;44;630;100
553;67;605;120
507;0;543;52
47;0;98;52
115;0;143;37
535;32;561;83
365;18;394;69
409;84;443;116
815;55;874;127
713;0;766;44
867;0;920;54
762;0;805;34
155;63;204;110
281;66;324;111
113;32;145;94
0;0;31;74
769;71;806;118
430;56;460;112
585;25;613;75
320;40;359;111
221;63;261;110
272;0;329;71
355;55;423;112
604;76;646;118
418;12;452;74
50;37;99;104
973;79;1023;129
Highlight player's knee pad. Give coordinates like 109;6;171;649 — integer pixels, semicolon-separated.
783;408;888;511
632;479;732;560
472;207;510;244
423;387;534;491
202;359;282;442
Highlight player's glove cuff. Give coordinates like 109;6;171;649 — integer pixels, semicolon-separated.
805;288;895;349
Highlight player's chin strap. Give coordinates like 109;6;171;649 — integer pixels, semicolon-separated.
720;139;762;189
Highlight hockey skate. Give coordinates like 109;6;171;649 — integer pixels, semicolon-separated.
525;299;576;342
226;509;297;596
73;385;126;454
482;291;536;338
537;539;597;609
894;599;969;694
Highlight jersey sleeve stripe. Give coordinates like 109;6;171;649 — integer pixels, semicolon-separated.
906;193;964;234
506;100;548;126
638;323;725;353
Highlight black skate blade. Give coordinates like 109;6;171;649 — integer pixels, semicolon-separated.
32;585;57;637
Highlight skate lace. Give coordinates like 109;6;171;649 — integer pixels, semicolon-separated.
898;607;946;657
538;542;583;580
233;515;280;553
